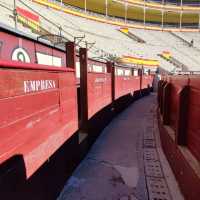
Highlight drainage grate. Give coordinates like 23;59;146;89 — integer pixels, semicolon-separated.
145;126;154;132
144;139;155;148
144;148;159;161
146;177;172;200
144;132;154;140
144;160;163;177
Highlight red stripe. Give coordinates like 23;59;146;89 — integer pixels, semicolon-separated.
17;7;39;22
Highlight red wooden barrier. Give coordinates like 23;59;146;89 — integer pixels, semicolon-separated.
141;75;150;89
0;31;66;67
0;62;78;178
79;49;112;124
87;72;112;118
115;67;140;99
158;75;200;200
159;74;200;159
168;76;188;131
187;76;200;162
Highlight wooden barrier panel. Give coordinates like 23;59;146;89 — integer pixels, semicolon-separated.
0;31;66;67
87;71;112;119
168;76;188;132
141;75;150;89
114;67;141;99
0;63;78;178
159;75;200;158
158;75;200;200
79;49;112;122
187;76;200;162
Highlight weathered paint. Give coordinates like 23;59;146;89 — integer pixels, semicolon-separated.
0;63;78;178
0;31;66;67
115;67;141;99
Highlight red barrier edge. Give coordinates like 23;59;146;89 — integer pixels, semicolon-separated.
0;59;75;72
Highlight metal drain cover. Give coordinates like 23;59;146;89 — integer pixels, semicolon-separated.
144;148;159;161
145;126;154;133
144;132;154;140
144;139;155;148
144;160;163;177
146;177;172;200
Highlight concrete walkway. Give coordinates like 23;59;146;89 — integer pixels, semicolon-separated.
58;94;184;200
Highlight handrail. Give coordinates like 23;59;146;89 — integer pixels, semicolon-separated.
33;0;200;32
123;0;200;12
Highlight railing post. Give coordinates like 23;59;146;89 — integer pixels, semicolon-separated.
107;61;115;108
138;68;143;95
157;80;163;106
79;48;88;130
163;83;171;125
160;81;167;115
111;63;115;103
176;85;190;145
66;42;76;68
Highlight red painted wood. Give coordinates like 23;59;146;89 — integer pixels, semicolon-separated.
168;76;189;131
160;75;200;162
115;67;140;99
0;67;78;178
158;113;200;200
187;76;200;162
0;59;73;72
0;31;66;66
87;72;112;118
115;74;141;99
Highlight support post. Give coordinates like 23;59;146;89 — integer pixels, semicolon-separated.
111;63;115;103
13;0;17;30
125;1;128;24
143;0;146;26
161;0;164;29
180;11;182;30
160;81;167;115
66;42;76;68
176;85;189;145
161;10;164;29
198;13;200;30
163;83;171;125
84;0;87;12
138;68;143;94
105;0;108;17
180;0;183;29
79;48;88;130
157;80;162;105
106;61;115;104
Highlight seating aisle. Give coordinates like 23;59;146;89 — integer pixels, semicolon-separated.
58;94;184;200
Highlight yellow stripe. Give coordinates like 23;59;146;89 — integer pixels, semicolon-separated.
33;0;199;32
18;15;40;31
120;56;159;66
